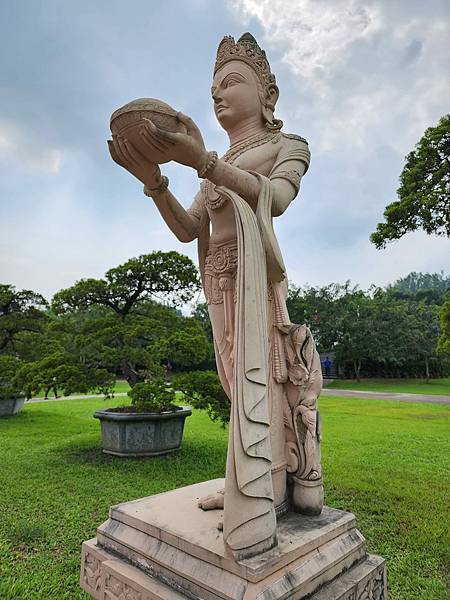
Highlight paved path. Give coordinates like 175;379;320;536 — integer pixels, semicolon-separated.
28;389;450;405
28;392;128;404
322;388;450;405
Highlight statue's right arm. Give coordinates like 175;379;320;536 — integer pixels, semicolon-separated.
106;133;201;242
150;188;201;243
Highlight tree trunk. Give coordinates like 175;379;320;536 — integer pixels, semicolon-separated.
120;358;140;387
425;356;430;383
353;360;361;382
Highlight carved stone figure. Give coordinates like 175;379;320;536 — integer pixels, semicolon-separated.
107;32;323;560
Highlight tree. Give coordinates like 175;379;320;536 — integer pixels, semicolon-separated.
174;370;230;427
389;271;449;294
192;302;213;342
437;291;450;356
387;271;449;304
14;351;115;399
52;251;200;315
371;114;450;248
405;302;441;382
287;283;349;352
52;253;210;386
0;284;48;356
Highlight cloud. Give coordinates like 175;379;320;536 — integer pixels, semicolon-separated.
230;0;382;80
229;0;450;154
0;119;63;174
0;0;448;300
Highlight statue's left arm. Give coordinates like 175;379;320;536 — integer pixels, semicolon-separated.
205;135;311;214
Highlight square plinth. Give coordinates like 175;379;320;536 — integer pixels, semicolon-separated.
81;479;387;599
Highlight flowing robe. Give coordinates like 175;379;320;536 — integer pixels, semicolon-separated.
189;132;311;557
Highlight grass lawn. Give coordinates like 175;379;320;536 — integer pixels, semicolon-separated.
111;379;131;394
325;377;450;396
0;396;448;599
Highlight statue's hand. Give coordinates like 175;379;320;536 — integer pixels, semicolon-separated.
140;112;207;171
107;136;162;189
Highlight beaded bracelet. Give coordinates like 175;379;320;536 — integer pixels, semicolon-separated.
143;176;169;197
198;151;218;179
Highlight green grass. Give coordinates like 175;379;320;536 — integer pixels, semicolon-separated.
111;379;131;394
325;377;450;396
0;397;448;599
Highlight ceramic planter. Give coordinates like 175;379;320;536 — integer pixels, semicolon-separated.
94;406;192;457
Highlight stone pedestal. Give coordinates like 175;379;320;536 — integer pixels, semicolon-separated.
80;479;387;599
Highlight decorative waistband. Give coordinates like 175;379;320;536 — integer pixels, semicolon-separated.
205;242;238;277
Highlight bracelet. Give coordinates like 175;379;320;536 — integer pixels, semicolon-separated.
143;175;169;197
198;151;218;179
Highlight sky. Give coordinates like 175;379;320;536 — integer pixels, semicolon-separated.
0;0;449;301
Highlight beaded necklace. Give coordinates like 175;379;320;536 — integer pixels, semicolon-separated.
204;130;279;210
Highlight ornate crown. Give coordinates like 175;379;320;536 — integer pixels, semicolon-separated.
214;32;276;91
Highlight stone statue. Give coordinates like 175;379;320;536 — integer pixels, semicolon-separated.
107;32;323;561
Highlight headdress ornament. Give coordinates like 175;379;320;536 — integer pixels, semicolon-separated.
214;32;276;91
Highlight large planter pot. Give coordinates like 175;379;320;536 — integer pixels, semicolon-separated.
94;406;192;457
0;396;25;417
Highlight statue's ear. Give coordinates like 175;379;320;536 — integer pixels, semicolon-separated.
265;84;279;110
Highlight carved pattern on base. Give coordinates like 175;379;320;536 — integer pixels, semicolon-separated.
104;572;142;600
357;567;386;600
82;551;102;594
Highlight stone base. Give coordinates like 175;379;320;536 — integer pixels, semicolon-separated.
80;479;387;599
0;397;25;417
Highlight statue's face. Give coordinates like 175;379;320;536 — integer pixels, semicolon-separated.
211;61;263;130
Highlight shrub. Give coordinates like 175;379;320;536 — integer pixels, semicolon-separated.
127;379;180;413
0;355;24;400
174;370;230;427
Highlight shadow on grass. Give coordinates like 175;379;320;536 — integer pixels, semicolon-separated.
53;438;227;472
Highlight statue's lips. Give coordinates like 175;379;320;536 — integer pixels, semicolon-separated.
216;105;228;113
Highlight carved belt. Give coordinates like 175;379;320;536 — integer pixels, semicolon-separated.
204;242;238;304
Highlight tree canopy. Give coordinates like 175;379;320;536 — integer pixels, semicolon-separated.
0;284;48;355
52;251;200;316
371;114;450;248
286;273;448;380
52;252;209;387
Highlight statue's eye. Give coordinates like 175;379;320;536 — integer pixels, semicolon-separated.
226;78;238;87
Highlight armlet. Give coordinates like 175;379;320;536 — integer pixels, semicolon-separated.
271;170;302;193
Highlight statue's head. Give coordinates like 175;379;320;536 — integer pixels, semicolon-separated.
212;33;282;132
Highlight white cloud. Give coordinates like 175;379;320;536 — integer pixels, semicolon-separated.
0;119;63;174
230;0;382;80
229;0;450;154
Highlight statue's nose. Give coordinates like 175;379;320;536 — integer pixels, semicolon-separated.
213;88;223;103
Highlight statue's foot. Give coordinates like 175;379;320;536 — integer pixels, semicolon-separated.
198;489;224;510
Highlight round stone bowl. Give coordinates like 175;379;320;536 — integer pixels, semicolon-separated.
110;98;186;164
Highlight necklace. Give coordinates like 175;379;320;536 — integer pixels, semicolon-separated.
222;130;278;165
204;130;279;210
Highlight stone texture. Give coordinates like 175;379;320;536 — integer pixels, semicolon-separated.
93;407;191;457
0;397;25;417
80;480;387;599
108;31;323;559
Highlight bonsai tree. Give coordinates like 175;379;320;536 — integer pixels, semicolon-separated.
0;284;48;358
94;364;192;457
52;252;209;387
174;370;230;427
127;377;181;413
14;351;115;399
0;355;24;400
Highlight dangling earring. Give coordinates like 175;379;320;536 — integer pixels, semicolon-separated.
262;105;283;131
